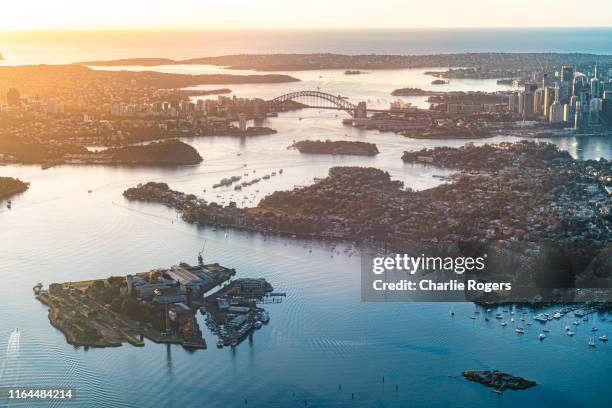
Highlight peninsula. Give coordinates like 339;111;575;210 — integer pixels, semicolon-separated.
75;53;612;74
123;142;611;300
124;141;610;247
289;140;379;156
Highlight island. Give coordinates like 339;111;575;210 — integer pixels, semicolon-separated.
463;370;537;391
289;140;379;156
0;176;29;199
390;87;443;96
34;261;279;349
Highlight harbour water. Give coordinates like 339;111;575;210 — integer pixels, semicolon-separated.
1;64;611;407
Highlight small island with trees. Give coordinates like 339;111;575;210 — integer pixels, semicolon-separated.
289;140;379;156
0;176;29;199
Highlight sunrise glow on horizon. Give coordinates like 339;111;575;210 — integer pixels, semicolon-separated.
2;0;612;30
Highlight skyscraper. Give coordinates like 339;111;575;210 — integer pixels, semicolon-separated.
560;66;574;83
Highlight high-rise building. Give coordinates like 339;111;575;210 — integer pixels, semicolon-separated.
588;97;601;126
574;101;583;130
6;88;20;107
590;78;601;99
573;74;588;99
534;88;544;115
543;86;556;119
563;103;572;123
549;100;564;123
238;113;247;131
560;66;574;83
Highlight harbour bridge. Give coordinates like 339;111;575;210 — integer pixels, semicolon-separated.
266;90;372;118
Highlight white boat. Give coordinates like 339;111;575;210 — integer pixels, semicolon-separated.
254;321;263;329
553;312;562;319
599;335;608;342
573;320;581;326
260;312;270;324
449;308;455;316
592;326;598;332
511;316;515;323
515;326;525;334
565;325;571;331
566;331;575;336
588;337;596;347
539;333;546;340
501;321;507;327
216;339;223;348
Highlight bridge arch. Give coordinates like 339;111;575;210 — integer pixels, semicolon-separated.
267;91;359;117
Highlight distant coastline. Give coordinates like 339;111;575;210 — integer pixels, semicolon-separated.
74;52;612;72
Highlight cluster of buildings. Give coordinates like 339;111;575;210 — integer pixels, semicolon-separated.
507;65;612;132
126;263;235;304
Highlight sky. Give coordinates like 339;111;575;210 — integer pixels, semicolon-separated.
1;0;612;30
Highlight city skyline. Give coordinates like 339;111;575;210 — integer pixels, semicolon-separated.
3;0;612;30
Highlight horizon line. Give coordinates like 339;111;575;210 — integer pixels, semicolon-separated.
2;26;612;33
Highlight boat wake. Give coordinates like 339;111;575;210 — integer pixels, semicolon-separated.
0;328;22;384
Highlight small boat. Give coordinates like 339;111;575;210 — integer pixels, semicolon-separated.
516;326;525;334
492;389;503;395
592;326;598;332
539;333;546;340
470;316;477;320
254;321;263;329
216;339;223;348
542;328;550;333
566;331;575;336
573;320;581;326
565;325;571;331
230;339;238;348
553;312;562;319
599;335;608;342
449;308;455;316
260;312;270;324
501;321;507;327
511;316;515;323
588;337;596;347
